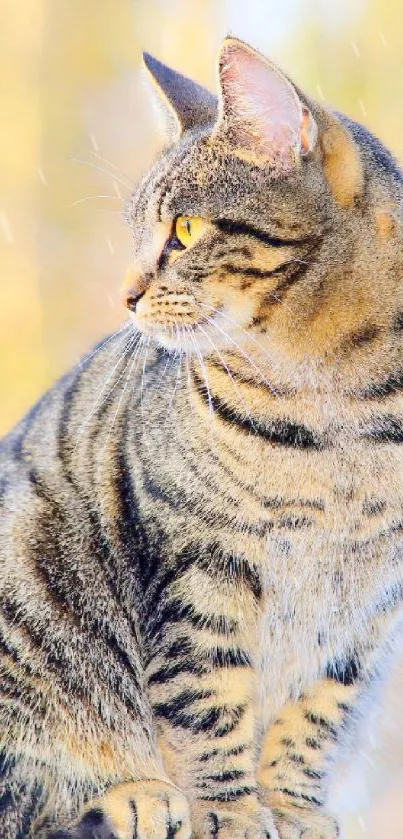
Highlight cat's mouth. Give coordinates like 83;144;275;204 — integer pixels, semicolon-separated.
123;271;261;359
129;310;218;353
128;300;275;394
127;297;252;357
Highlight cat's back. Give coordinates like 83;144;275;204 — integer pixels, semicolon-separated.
0;324;162;552
1;325;148;470
0;324;162;676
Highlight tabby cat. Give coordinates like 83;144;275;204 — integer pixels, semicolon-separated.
1;35;403;839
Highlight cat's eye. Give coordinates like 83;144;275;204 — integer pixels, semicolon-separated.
175;216;205;248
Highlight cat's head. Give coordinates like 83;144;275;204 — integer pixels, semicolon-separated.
123;38;403;386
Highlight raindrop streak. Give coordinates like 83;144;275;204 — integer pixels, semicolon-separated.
358;99;367;118
106;236;115;255
38;168;47;186
358;814;367;833
89;132;99;152
0;211;14;244
351;40;361;59
113;180;123;200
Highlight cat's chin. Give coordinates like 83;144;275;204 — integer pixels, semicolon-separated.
130;309;257;358
149;327;211;355
131;320;225;357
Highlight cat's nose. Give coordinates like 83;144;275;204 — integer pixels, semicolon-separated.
120;267;150;312
124;288;146;312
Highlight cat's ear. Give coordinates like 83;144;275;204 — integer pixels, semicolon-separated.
143;52;218;143
213;38;317;169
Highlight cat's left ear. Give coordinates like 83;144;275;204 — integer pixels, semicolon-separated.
143;52;218;143
213;38;317;169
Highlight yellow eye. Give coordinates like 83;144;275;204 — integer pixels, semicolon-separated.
175;216;205;248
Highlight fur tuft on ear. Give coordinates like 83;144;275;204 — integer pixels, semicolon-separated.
213;38;317;169
143;52;217;143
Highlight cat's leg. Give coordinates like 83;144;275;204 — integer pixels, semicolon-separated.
258;600;403;839
257;674;360;838
25;741;192;839
140;567;274;839
0;666;192;839
150;666;274;839
44;560;269;839
47;659;268;839
0;491;192;839
34;705;192;839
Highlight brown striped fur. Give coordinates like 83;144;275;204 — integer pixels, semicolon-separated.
1;37;403;839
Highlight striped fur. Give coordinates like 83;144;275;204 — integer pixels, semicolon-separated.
2;37;403;839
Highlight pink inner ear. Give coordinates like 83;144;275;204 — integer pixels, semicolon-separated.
220;44;305;163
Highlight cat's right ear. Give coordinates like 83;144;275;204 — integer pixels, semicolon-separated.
212;38;363;205
212;38;317;170
142;52;217;144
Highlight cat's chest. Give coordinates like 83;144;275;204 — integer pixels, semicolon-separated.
220;447;403;715
213;424;403;565
253;551;372;723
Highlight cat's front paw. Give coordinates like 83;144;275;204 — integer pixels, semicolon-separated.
192;801;277;838
49;779;191;839
270;804;339;839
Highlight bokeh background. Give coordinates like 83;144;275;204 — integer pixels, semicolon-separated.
2;0;403;835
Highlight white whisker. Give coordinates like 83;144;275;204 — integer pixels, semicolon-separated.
75;332;139;446
104;338;144;448
69;157;132;193
186;326;216;445
163;343;183;430
154;348;176;397
202;315;278;397
71;194;125;207
79;323;133;366
196;323;256;430
88;150;136;189
140;335;151;419
197;302;278;368
183;325;198;418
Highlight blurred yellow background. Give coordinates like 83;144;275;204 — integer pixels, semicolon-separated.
2;1;403;834
3;0;403;437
